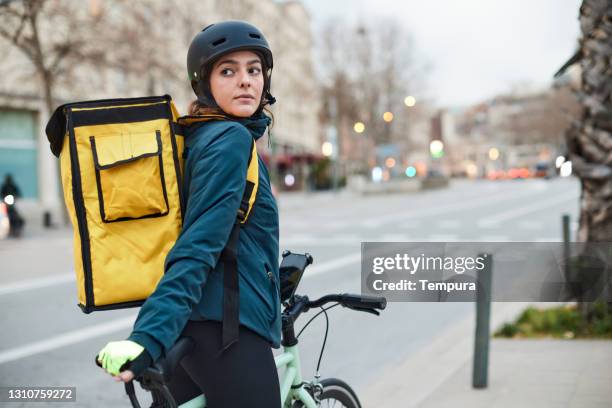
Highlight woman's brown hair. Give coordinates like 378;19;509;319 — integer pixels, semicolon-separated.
188;100;275;128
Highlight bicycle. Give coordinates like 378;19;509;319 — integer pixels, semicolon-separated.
100;250;387;408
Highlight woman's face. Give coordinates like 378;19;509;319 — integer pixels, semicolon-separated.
209;50;264;117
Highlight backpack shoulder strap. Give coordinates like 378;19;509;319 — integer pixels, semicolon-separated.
176;114;259;223
237;138;258;224
219;141;258;351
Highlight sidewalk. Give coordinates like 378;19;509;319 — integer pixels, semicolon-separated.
361;301;612;407
415;339;612;408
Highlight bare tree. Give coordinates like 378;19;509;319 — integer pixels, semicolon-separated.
495;88;581;145
0;0;99;114
0;0;205;113
317;17;424;174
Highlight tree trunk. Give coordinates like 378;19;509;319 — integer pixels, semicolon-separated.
565;0;612;243
557;0;612;316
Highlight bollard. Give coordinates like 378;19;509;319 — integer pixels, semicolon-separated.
472;253;492;389
562;214;570;278
562;214;570;244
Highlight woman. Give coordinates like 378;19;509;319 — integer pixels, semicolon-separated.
97;21;281;407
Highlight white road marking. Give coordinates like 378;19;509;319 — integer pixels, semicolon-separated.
377;234;414;242
534;237;563;242
0;315;137;365
518;220;543;230
361;185;547;229
424;234;460;242
281;236;354;246
0;273;74;296
400;220;422;229
362;219;381;229
307;252;361;277
437;220;461;229
279;234;319;247
477;192;579;228
477;235;510;242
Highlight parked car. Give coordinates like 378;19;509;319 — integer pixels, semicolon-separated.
486;170;507;180
507;167;531;179
534;162;552;179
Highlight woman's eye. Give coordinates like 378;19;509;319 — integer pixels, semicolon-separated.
221;68;233;76
249;67;261;74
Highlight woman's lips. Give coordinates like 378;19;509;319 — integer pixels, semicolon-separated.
235;96;255;103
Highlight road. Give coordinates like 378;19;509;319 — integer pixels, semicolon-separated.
0;177;580;407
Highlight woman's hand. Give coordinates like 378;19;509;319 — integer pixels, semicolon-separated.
96;340;146;382
113;370;135;383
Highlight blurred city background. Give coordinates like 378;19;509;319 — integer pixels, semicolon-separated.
0;0;586;227
1;0;611;407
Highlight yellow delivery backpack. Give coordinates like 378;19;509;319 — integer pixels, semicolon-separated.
45;95;259;313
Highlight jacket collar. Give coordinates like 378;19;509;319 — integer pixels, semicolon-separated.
234;112;271;141
181;112;271;141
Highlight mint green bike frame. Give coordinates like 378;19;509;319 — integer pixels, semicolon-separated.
177;344;317;408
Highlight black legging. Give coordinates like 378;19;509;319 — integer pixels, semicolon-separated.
167;320;281;407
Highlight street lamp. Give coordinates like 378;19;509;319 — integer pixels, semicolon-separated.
488;147;499;161
560;161;572;177
555;155;565;168
371;166;383;183
430;140;444;158
322;142;333;157
353;122;365;133
404;96;416;107
383;112;394;122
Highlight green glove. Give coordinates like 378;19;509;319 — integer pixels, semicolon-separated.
97;340;144;376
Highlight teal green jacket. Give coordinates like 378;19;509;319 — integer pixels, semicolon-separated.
128;113;280;361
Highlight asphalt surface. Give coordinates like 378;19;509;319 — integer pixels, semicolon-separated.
0;177;580;407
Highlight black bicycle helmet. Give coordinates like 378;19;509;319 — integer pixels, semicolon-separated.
187;20;276;110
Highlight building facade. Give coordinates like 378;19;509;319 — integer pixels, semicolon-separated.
0;0;320;221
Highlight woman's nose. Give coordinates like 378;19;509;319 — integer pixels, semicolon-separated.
238;70;251;88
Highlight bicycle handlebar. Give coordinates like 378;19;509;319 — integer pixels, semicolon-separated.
97;290;386;408
290;293;387;318
340;293;387;311
311;293;386;310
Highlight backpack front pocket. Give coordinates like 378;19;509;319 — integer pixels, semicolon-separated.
90;130;169;222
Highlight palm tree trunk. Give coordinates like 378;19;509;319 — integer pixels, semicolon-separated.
561;0;612;243
556;0;612;317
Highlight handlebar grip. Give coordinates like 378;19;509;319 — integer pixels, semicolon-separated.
341;294;387;310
